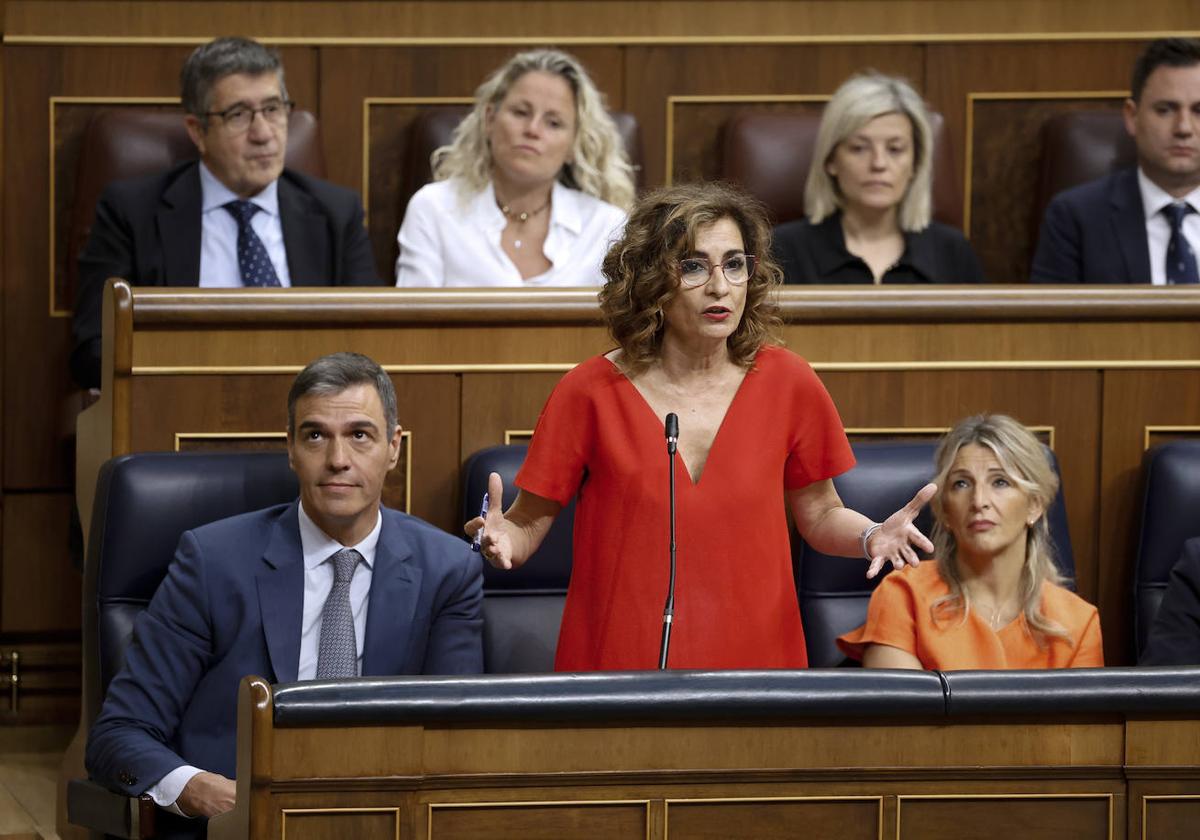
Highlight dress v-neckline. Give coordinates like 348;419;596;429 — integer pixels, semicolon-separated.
604;353;757;487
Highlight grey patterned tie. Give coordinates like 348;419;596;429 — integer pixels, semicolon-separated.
315;548;361;679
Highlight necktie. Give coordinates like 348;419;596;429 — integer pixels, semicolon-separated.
1163;203;1199;285
315;548;361;680
223;200;281;287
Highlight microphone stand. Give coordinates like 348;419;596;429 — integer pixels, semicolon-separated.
659;413;679;670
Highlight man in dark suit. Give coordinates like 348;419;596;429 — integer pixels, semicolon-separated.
1141;537;1200;666
85;352;483;835
70;36;381;389
1031;38;1200;284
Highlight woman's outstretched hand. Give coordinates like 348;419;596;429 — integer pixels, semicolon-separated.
865;482;937;579
464;472;516;569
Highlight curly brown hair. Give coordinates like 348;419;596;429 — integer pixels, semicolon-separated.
598;182;782;374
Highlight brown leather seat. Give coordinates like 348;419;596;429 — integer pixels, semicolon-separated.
1032;109;1136;239
719;110;962;228
65;107;326;307
397;105;644;218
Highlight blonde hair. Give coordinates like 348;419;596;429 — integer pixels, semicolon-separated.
929;414;1074;647
431;48;635;210
804;72;934;232
598;182;782;376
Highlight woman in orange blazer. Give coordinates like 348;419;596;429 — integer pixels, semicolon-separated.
839;414;1103;670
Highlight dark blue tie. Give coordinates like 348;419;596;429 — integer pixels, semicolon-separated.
223;200;281;287
1164;203;1199;285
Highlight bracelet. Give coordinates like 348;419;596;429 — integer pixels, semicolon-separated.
859;522;883;559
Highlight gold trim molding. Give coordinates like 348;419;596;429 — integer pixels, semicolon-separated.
282;806;400;840
1143;425;1200;451
896;792;1115;840
846;425;1055;449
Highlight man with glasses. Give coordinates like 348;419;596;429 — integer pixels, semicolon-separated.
70;36;381;390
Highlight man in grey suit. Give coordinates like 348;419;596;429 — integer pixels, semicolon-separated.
86;353;483;837
1031;38;1200;284
71;36;381;389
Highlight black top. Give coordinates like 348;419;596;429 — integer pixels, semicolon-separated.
1142;538;1200;666
772;212;986;284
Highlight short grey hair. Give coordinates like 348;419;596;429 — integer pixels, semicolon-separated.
287;353;397;437
180;36;288;121
804;72;934;232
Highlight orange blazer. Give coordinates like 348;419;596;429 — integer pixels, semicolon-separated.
838;561;1104;670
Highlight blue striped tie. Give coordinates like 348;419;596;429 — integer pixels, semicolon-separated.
224;200;282;287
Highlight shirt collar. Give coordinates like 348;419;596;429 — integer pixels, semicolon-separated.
199;161;280;217
298;501;381;571
1137;167;1200;221
809;211;936;282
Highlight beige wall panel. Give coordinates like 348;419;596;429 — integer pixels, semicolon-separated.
459;372;565;463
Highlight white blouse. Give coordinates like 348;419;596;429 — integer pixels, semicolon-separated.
394;178;626;287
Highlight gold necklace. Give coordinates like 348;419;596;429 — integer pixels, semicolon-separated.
496;195;551;250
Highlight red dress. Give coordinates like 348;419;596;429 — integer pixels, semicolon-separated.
516;345;855;671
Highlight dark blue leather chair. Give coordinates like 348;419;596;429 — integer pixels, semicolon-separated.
1134;439;1200;659
71;451;298;838
460;444;575;673
797;440;1076;667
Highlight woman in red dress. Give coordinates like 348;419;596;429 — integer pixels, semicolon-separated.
466;182;935;670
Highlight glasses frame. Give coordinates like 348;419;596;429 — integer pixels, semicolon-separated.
203;99;295;133
676;254;757;288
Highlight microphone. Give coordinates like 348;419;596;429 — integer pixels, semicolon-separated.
659;413;679;669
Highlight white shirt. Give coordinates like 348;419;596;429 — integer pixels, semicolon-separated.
1137;168;1200;286
198;162;292;288
148;503;381;813
394;178;626;287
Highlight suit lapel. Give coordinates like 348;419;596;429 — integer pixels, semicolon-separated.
362;512;422;676
156;164;203;286
1109;169;1152;284
278;175;331;286
256;503;306;683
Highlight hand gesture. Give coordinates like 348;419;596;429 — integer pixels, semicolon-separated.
865;482;937;579
464;472;515;569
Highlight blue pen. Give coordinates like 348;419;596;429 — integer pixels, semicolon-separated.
470;491;489;552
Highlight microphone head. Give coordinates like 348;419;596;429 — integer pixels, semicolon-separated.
665;412;679;439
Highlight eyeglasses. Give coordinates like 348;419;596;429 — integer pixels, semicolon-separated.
204;99;294;133
677;255;757;288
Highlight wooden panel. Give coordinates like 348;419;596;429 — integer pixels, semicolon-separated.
1099;371;1200;665
966;96;1124;282
1144;797;1200;840
627;44;922;187
897;795;1112;840
429;801;647;840
125;373;458;529
460;373;564;462
8;1;1200;40
0;493;79;634
281;808;399;840
924;41;1144;283
666;797;880;840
